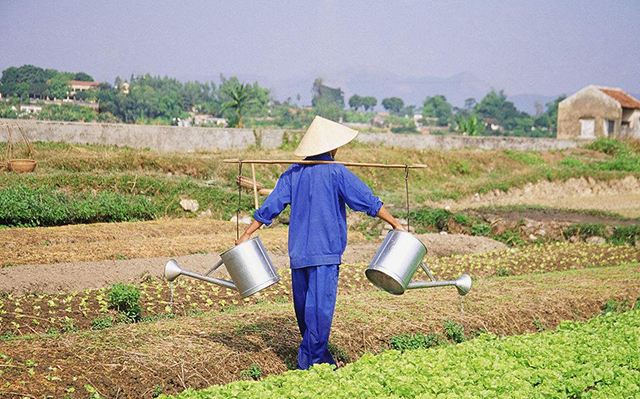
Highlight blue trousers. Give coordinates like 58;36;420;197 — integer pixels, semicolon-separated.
291;264;339;370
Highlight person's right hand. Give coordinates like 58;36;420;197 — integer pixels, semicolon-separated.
235;232;251;246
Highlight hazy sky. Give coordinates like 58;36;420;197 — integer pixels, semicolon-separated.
1;0;638;103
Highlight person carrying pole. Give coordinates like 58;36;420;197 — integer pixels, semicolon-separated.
236;116;404;370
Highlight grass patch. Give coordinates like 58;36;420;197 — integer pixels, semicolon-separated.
503;150;545;166
0;184;157;227
2;141;639;230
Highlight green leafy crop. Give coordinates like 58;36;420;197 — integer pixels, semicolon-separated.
162;310;640;399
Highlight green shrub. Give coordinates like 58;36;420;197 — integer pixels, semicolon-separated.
0;331;17;340
390;126;419;134
443;321;466;343
390;333;441;352
594;153;640;172
563;223;606;240
61;317;79;333
609;225;640;245
91;315;113;330
448;161;472;176
407;208;452;232
107;283;142;321
241;364;262;380
559;157;586;168
452;213;469;226
470;223;492;236
493;230;524;246
586;138;626;155
495;267;511;277
503;150;544;166
278;131;301;151
327;342;350;363
152;385;164;398
601;299;619;315
585;138;640;172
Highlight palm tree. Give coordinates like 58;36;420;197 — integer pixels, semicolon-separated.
222;82;255;128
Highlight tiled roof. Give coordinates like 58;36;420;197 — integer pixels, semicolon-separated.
68;80;101;87
599;88;640;109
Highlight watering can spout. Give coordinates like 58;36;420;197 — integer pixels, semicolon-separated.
406;273;472;296
454;274;472;296
165;259;182;282
164;259;237;290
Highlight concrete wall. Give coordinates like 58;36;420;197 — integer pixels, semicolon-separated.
355;132;580;151
0;118;584;152
0;119;288;152
622;108;640;138
558;86;622;139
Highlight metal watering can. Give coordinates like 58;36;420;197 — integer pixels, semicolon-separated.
366;230;472;296
164;237;280;298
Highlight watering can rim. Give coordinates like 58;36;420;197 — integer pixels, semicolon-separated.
387;229;427;253
219;236;261;257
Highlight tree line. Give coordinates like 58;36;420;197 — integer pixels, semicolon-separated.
0;65;564;137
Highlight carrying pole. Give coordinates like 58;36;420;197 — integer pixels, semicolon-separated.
223;159;427;169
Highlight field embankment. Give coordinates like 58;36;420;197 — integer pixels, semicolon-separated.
2;139;640;228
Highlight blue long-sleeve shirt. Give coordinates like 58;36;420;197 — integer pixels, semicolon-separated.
254;153;383;269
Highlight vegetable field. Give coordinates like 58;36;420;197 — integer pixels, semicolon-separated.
1;142;639;398
163;309;640;399
1;261;639;398
1;243;637;337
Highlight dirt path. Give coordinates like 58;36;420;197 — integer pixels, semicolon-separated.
1;264;638;399
0;232;506;295
431;175;640;218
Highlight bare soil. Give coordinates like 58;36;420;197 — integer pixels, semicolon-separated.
0;218;506;295
469;207;639;226
1;264;639;399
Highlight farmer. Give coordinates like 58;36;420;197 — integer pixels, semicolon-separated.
236;116;404;370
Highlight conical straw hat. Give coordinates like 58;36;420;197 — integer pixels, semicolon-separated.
294;116;359;157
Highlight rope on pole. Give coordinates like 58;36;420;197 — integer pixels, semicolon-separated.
405;165;410;233
237;160;243;240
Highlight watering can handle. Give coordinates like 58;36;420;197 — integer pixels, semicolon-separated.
420;262;437;282
204;259;225;276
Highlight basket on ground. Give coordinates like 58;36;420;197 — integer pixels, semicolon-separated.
8;159;37;173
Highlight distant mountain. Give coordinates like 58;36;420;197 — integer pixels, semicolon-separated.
191;67;564;114
268;68;494;109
